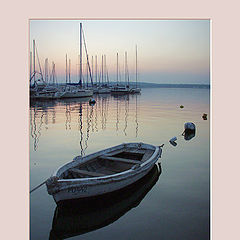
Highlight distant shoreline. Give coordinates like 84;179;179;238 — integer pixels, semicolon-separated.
135;83;210;89
59;82;210;89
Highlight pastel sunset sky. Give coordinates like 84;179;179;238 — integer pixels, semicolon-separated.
30;19;210;84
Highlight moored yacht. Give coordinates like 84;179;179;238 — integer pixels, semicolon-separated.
61;85;93;98
111;53;130;94
130;45;141;94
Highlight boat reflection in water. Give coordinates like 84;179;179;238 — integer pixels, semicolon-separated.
49;163;161;240
30;93;140;152
183;131;196;141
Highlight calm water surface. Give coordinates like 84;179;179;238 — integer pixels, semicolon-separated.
30;88;210;240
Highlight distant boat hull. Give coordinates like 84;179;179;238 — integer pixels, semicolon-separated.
130;88;141;93
61;89;93;98
30;91;64;100
111;86;130;94
97;88;111;94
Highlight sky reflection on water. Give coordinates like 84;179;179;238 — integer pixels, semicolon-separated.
30;88;210;240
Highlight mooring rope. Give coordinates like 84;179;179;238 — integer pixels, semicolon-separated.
30;180;47;194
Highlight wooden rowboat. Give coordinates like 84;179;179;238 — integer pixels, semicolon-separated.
46;142;163;204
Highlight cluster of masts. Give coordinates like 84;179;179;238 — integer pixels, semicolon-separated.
30;23;141;100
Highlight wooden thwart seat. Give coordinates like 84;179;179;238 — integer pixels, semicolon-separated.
126;149;146;154
69;168;105;177
99;155;140;164
141;150;154;162
105;148;145;157
105;149;125;157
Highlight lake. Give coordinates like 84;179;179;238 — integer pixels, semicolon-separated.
30;87;210;240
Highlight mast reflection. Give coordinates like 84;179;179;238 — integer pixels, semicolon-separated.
30;93;141;152
65;103;71;130
78;102;84;157
30;101;57;151
123;94;129;136
135;93;139;137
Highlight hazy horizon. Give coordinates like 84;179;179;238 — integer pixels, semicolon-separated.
30;20;210;85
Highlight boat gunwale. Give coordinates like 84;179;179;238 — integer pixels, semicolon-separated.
52;143;161;183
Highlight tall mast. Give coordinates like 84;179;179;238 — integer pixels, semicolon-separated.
86;55;89;88
54;62;56;84
107;69;109;85
102;55;103;85
30;51;32;81
65;54;68;84
52;61;55;84
33;40;35;84
35;45;44;82
125;52;127;86
95;55;97;85
98;70;101;85
49;62;52;82
92;56;94;86
79;23;82;87
136;45;138;88
104;55;106;84
127;52;130;87
45;58;48;84
117;52;118;86
69;59;71;83
82;29;93;87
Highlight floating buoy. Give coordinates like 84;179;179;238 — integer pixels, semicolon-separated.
184;122;196;133
89;98;96;105
169;141;177;147
180;105;184;108
170;136;177;142
169;136;177;146
182;122;196;140
202;113;207;120
184;132;195;141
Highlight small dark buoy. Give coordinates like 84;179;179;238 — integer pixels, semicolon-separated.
170;137;177;142
184;122;196;133
202;113;207;120
169;137;177;146
182;122;196;141
89;98;96;105
184;132;195;141
180;105;184;109
169;141;177;147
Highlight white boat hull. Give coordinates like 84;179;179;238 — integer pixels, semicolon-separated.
111;86;130;94
111;90;130;94
31;91;65;100
97;88;111;94
61;89;93;98
46;142;162;204
130;88;141;93
53;164;155;202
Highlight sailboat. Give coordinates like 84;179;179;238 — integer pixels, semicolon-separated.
111;53;130;94
30;40;48;96
30;41;64;100
61;23;93;98
97;55;111;94
130;45;141;94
